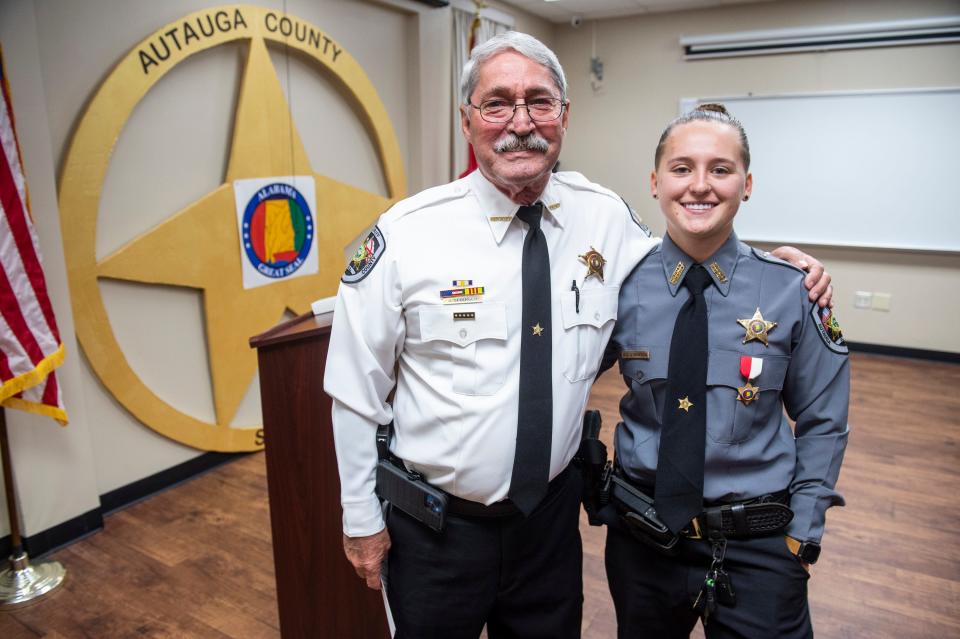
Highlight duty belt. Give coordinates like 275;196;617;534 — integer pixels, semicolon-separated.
611;471;793;547
446;495;520;518
443;466;572;519
682;490;793;540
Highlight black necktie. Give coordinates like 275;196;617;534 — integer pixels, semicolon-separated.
655;264;713;533
509;203;553;515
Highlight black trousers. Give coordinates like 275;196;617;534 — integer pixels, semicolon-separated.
605;525;812;639
385;469;583;639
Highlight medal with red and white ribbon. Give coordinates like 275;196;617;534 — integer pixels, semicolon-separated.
737;356;762;405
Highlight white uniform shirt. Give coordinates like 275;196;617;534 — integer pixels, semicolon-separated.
325;169;659;536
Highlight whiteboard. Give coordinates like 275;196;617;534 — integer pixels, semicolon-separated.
679;89;960;252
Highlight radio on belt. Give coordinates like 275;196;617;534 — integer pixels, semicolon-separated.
375;423;448;532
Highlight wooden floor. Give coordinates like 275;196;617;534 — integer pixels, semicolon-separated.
1;353;958;638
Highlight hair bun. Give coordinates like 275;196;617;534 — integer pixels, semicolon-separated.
696;103;730;116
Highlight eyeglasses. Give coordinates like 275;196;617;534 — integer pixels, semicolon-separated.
469;97;566;123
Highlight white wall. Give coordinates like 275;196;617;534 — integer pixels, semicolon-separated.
487;0;555;46
552;0;960;352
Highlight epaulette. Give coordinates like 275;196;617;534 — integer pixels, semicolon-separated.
343;181;470;284
751;247;805;275
552;171;621;202
381;179;471;224
553;172;652;237
618;195;652;237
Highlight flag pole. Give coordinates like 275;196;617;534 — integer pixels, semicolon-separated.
0;407;66;608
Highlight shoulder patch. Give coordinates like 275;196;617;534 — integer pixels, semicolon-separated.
619;196;652;237
752;247;805;274
342;226;386;284
811;305;848;355
382;181;469;224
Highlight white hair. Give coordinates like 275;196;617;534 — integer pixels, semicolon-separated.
460;31;567;105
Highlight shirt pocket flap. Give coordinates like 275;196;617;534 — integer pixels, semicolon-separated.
419;302;507;347
619;347;669;383
561;286;619;329
707;350;789;391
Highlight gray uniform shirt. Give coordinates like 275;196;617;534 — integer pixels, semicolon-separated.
605;232;850;543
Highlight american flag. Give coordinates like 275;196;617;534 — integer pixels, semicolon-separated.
458;9;481;179
0;46;67;424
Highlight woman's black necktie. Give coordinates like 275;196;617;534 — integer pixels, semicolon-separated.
655;264;713;533
509;203;553;515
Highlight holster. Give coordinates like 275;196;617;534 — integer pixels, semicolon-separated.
608;472;680;554
573;410;612;526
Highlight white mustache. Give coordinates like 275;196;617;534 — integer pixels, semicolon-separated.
493;132;549;153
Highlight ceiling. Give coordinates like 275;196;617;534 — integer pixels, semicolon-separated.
497;0;782;23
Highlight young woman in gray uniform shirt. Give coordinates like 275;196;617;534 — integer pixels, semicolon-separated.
600;104;850;638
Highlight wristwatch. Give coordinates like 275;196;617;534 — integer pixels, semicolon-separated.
786;536;821;564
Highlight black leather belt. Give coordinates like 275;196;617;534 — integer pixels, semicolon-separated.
446;466;572;519
682;490;793;540
613;472;793;541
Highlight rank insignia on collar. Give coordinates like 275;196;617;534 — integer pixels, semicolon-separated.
709;262;728;284
737;308;777;346
669;261;685;285
579;247;606;282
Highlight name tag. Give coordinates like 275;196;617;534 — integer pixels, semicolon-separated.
621;350;650;360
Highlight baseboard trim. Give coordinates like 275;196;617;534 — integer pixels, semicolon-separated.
848;342;959;363
99;451;244;515
1;451;245;559
0;507;103;560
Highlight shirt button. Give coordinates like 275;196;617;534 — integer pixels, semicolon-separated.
459;329;467;338
594;311;601;321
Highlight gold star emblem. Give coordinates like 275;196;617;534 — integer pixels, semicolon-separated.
532;323;545;336
579;247;606;282
678;396;693;412
737;382;760;405
58;12;405;451
737;308;777;346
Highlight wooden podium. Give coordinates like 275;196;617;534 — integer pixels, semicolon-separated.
250;312;391;638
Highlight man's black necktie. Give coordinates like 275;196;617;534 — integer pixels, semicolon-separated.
655;264;713;533
509;203;553;515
